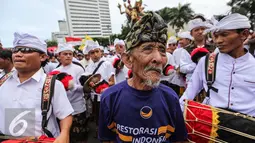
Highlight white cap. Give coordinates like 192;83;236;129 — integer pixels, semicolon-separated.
209;13;251;33
114;39;125;47
178;31;193;40
167;36;177;45
56;43;75;54
13;32;47;53
83;40;100;54
188;19;209;31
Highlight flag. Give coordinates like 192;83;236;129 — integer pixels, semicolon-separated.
65;37;82;46
78;35;93;51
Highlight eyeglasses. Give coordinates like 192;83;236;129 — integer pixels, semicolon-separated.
12;47;43;54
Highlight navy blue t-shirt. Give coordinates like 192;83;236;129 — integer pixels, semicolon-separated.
98;81;187;143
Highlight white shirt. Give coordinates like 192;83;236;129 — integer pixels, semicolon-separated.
79;58;92;68
54;63;86;115
171;48;186;87
0;68;73;137
43;62;58;74
84;58;115;101
179;49;196;83
180;52;255;116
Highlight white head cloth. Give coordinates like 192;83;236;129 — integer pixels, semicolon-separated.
104;49;109;54
209;13;251;33
167;36;177;45
188;18;209;31
83;40;99;54
114;39;125;47
56;43;74;54
13;32;47;53
178;31;193;40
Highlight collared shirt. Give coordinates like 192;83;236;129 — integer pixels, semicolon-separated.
171;48;186;87
180;52;255;116
0;68;73;137
85;58;115;82
54;63;86;115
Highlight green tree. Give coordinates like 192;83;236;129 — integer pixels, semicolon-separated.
227;0;255;28
167;3;194;30
156;7;173;23
46;40;58;47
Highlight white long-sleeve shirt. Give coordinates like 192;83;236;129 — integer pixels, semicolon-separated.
171;48;186;87
180;52;255;116
54;63;86;115
179;49;196;83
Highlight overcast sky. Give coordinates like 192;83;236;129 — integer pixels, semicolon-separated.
0;0;231;47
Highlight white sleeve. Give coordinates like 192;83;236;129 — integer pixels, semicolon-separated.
52;80;74;120
72;67;84;92
180;50;196;74
167;53;176;66
179;57;205;111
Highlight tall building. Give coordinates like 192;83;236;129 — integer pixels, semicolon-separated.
64;0;112;38
52;20;69;43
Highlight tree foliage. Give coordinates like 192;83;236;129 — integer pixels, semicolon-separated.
227;0;255;29
156;3;194;29
46;40;58;47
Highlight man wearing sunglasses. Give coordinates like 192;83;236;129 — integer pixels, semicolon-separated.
0;32;73;143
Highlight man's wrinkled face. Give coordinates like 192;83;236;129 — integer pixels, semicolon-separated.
179;38;191;48
12;47;46;73
191;26;206;42
166;43;177;54
115;44;125;55
130;42;167;87
214;30;247;54
89;48;102;63
59;51;73;66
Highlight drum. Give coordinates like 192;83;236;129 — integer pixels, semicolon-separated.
1;135;55;143
184;100;255;143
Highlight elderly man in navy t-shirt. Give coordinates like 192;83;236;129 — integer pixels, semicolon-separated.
98;11;188;143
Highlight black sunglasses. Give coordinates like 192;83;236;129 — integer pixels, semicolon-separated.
12;47;43;54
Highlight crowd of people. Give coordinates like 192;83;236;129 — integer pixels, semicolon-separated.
0;10;255;143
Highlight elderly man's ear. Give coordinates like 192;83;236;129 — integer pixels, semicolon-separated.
121;52;133;69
